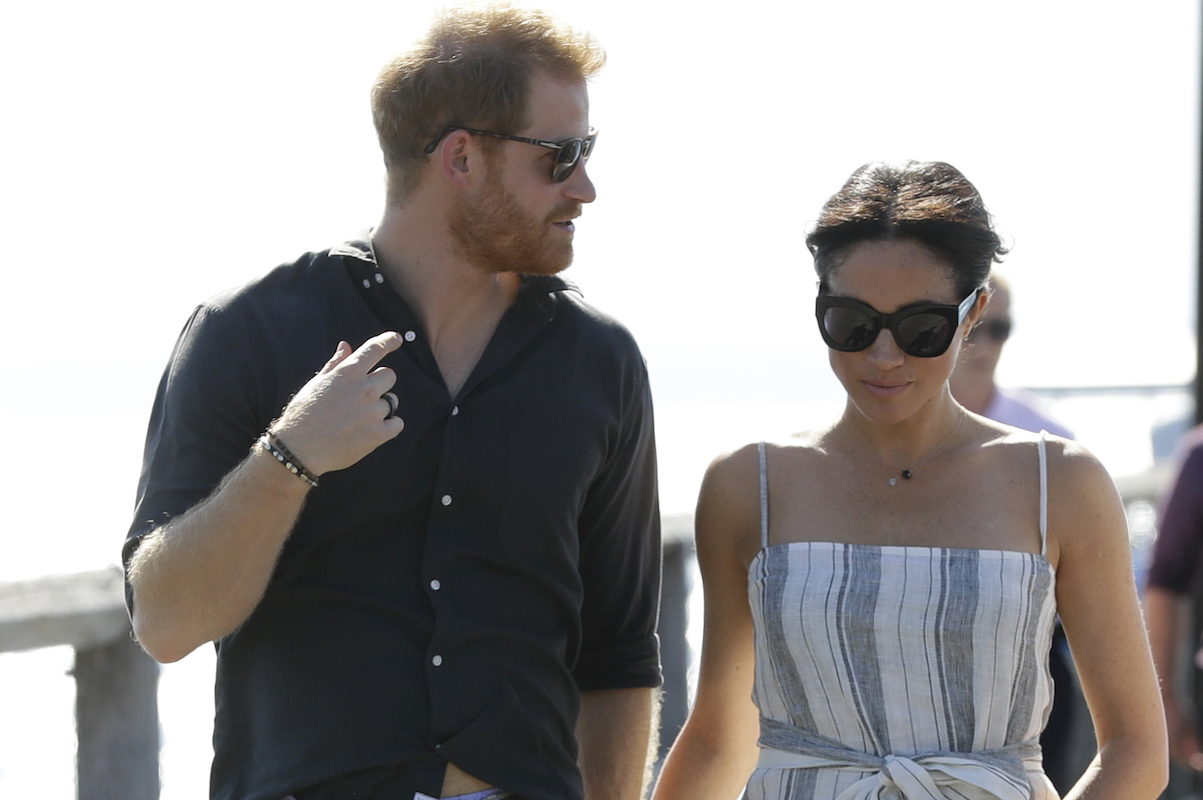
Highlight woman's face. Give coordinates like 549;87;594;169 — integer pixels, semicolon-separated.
824;238;981;426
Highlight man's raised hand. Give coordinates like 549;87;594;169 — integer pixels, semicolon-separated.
268;332;407;476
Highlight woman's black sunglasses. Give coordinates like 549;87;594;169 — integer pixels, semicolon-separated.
815;288;980;358
422;126;597;183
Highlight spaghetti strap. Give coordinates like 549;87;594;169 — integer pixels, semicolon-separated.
758;441;769;550
1037;431;1048;556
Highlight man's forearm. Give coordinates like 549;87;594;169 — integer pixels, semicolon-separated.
576;687;660;800
129;445;310;663
130;334;407;663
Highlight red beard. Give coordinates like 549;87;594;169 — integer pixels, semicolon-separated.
450;168;580;276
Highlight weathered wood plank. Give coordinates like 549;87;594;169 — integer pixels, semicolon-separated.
75;633;160;800
657;537;693;763
0;567;129;653
657;515;696;765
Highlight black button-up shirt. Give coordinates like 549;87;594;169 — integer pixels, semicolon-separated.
124;236;662;800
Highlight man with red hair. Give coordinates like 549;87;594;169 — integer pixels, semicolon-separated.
123;7;661;800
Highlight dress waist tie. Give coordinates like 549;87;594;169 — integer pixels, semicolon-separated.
757;717;1041;800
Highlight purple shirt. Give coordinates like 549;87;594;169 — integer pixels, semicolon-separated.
1147;425;1203;593
984;387;1074;440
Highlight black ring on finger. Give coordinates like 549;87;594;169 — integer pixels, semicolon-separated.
383;392;399;421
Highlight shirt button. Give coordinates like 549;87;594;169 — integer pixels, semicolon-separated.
430;579;441;591
404;330;417;342
374;272;384;284
451;406;459;416
432;655;443;666
441;494;452;506
361;279;370;289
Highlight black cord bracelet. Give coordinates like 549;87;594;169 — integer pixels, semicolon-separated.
258;433;320;488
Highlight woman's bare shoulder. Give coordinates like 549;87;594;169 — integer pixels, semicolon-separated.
706;432;827;485
1040;435;1122;522
697;433;827;562
695;445;761;564
983;428;1124;559
973;418;1092;466
980;423;1106;481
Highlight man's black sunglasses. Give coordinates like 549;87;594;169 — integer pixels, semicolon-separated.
815;288;980;358
422;126;597;183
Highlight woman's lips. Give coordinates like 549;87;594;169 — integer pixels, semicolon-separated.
862;380;910;398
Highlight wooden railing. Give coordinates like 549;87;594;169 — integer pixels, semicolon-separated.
0;566;159;800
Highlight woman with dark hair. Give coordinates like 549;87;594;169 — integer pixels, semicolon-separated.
652;162;1166;800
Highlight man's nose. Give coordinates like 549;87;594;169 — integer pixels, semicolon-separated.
563;162;596;204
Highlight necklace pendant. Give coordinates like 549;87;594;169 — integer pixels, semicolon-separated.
888;477;897;486
902;469;912;480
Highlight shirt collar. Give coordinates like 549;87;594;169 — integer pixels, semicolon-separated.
333;232;581;298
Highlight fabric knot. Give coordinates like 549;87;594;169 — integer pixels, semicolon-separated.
756;718;1038;800
832;751;1032;800
845;753;958;799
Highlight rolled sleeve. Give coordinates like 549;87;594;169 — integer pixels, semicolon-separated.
572;364;662;691
123;302;276;613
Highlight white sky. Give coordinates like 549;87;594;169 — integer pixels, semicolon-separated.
1;1;1198;389
0;3;1199;796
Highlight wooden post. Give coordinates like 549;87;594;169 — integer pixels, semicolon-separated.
0;568;163;796
658;538;691;761
74;633;160;800
657;514;695;764
1197;0;1203;430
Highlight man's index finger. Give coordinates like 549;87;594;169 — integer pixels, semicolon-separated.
345;332;403;372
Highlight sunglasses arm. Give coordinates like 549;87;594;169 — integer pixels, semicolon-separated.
957;288;982;323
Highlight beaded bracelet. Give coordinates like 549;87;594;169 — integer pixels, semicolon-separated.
258;433;320;488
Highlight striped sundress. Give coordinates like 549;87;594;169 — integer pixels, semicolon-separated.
746;436;1059;800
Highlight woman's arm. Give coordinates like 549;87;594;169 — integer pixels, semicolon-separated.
1048;440;1169;799
651;447;762;800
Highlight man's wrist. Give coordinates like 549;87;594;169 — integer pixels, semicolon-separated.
256;433;321;488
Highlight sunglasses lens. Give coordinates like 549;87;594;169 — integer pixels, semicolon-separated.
551;139;583;183
988;320;1012;341
894;313;953;357
822;307;878;351
967;318;1012;343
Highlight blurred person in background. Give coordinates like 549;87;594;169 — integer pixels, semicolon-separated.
121;6;661;800
950;272;1078;794
652;161;1166;800
1146;425;1203;773
949;272;1073;439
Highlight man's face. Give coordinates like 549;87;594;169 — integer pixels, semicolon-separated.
449;74;596;275
961;282;1011;379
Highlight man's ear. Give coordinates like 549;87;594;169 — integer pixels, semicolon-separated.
438;130;481;188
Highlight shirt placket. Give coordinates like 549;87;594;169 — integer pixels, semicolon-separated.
423;385;469;734
351;247;564;753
